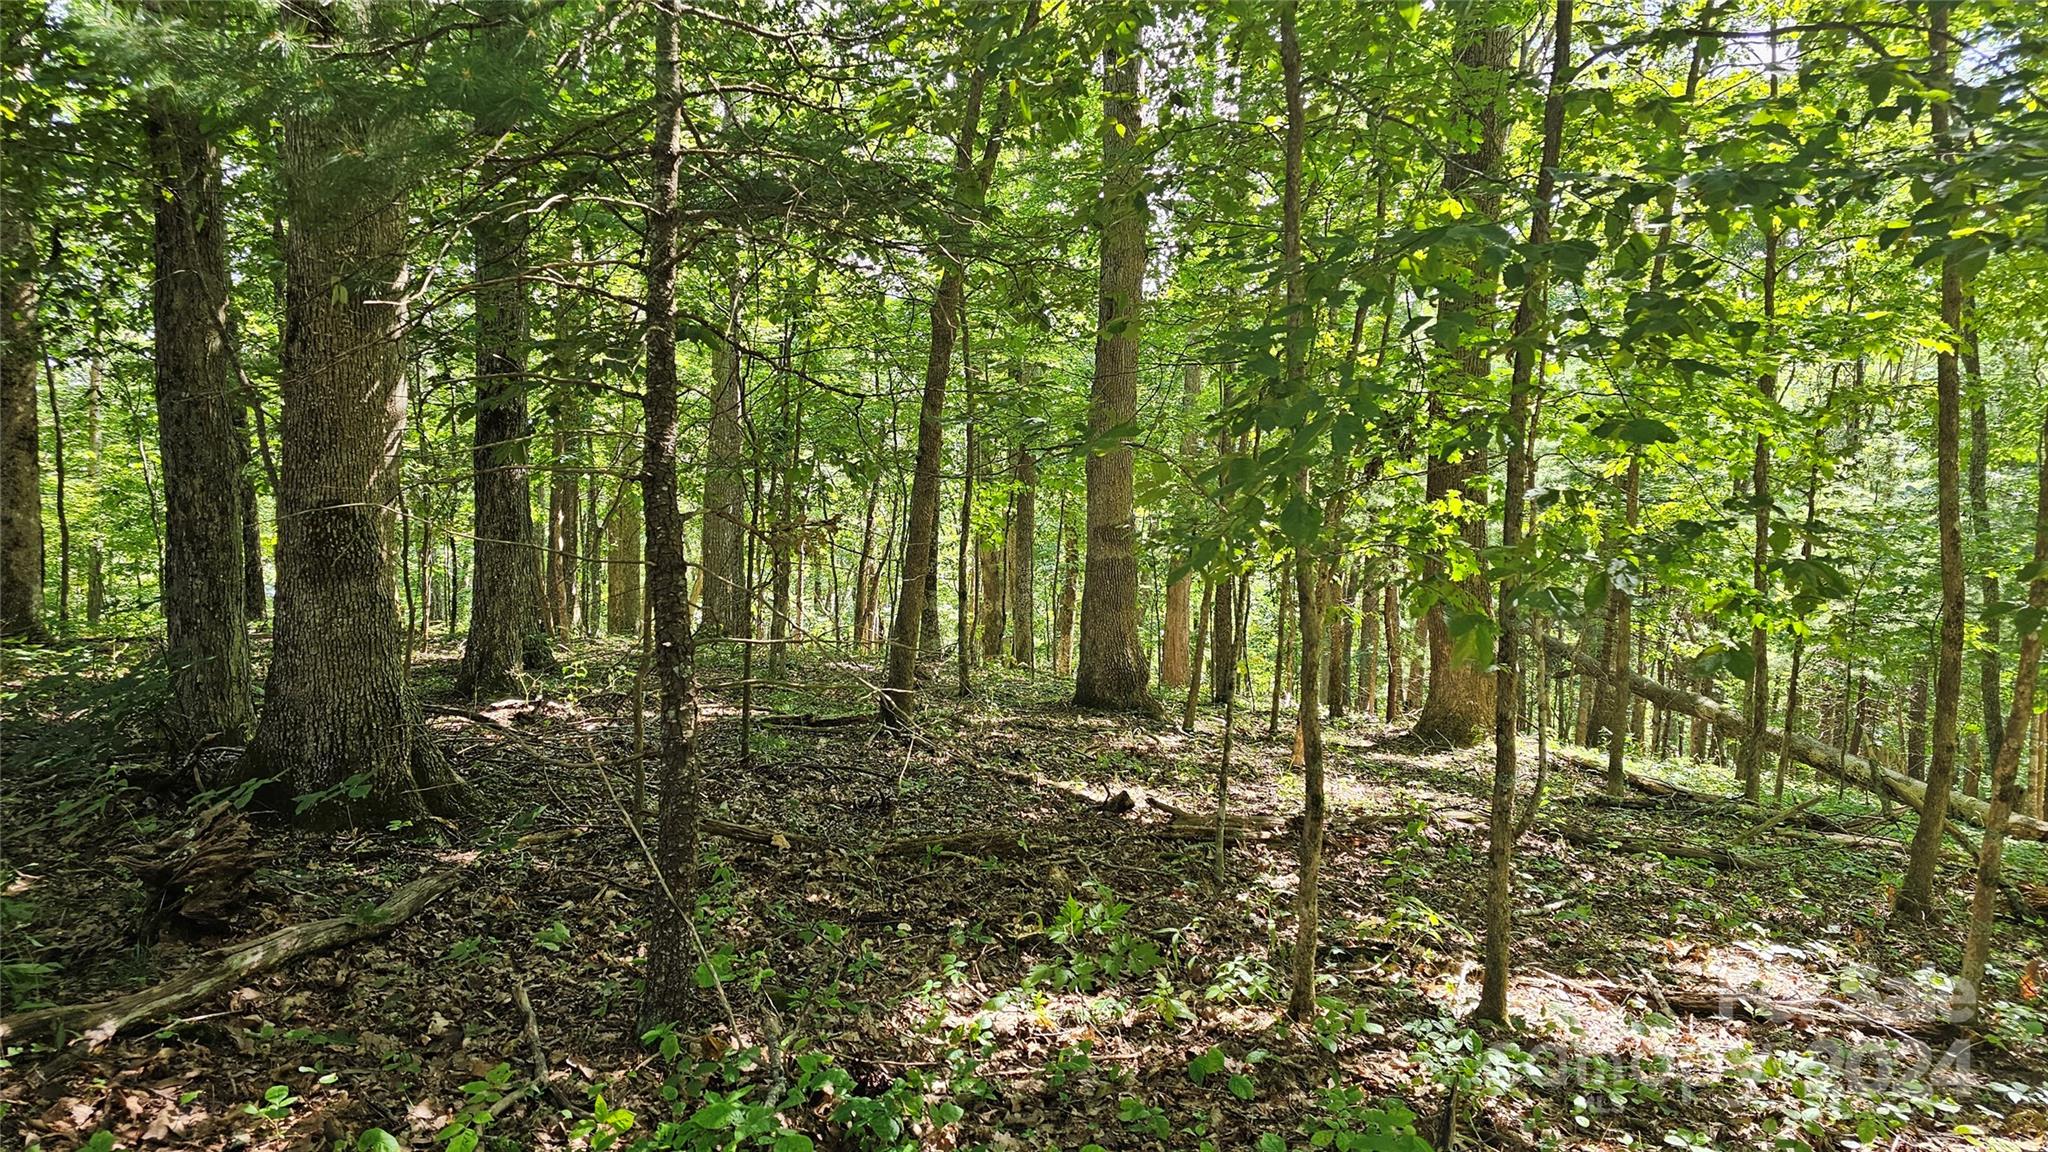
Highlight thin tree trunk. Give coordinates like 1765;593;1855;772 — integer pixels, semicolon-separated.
608;481;642;637
1899;1;1968;921
1960;402;2047;1013
1182;580;1213;733
1383;584;1401;721
1480;0;1570;1024
1606;455;1639;795
42;353;68;624
1008;440;1037;667
1269;570;1292;738
640;4;701;1027
1967;329;2004;763
699;274;748;639
1054;497;1079;676
1160;364;1203;687
147;93;252;747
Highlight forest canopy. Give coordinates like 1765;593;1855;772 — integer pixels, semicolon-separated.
2;1;2048;1150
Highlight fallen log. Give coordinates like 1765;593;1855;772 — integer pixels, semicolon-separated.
1540;635;2048;843
1551;823;1748;868
0;863;469;1049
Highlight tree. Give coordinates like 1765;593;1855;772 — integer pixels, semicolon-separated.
146;89;253;746
247;6;465;828
1;106;43;641
1897;2;1967;922
1073;22;1157;716
1411;5;1511;749
700;288;748;639
640;0;701;1027
457;14;546;698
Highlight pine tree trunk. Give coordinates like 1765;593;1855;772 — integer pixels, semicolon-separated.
457;110;542;696
1074;34;1156;715
0;190;45;641
1008;442;1036;668
250;57;463;828
148;94;253;748
640;3;701;1027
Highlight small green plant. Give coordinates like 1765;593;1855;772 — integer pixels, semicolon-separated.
242;1083;300;1122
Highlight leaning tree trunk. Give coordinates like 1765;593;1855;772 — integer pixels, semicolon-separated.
457;116;543;698
248;71;465;829
1073;37;1156;715
1899;1;1968;922
879;10;1029;723
147;95;253;748
640;1;701;1028
1411;9;1511;748
1008;441;1037;668
0;188;45;641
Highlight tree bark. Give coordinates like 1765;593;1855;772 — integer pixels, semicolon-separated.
1966;331;2004;764
1899;0;1968;921
148;95;253;747
1008;440;1037;667
1054;498;1079;676
457;94;543;697
0;183;45;641
699;289;748;640
1160;364;1202;687
1960;402;2047;1013
1606;456;1639;795
640;3;701;1028
608;481;642;636
1074;32;1157;715
249;36;464;828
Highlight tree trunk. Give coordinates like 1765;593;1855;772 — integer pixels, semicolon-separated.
457;99;542;697
546;391;582;636
1967;334;2004;764
86;352;105;626
1054;501;1079;677
148;95;253;747
1899;0;1968;921
1008;441;1036;668
1740;212;1779;803
1606;455;1639;795
0;187;45;641
249;48;463;829
608;482;642;636
1412;9;1510;749
43;355;68;625
1960;402;2047;1012
1479;0;1570;1023
699;292;748;640
640;4;701;1027
1160;364;1203;687
1382;584;1402;721
1906;661;1929;780
1073;34;1156;715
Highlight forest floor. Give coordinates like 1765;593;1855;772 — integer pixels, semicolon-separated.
4;639;2047;1152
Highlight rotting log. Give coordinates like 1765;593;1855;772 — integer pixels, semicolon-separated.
0;863;468;1048
1541;635;2048;843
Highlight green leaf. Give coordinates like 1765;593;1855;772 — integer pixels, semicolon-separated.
1395;0;1421;30
357;1131;403;1152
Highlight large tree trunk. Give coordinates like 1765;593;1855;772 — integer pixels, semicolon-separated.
1899;2;1968;921
640;3;701;1027
1412;10;1510;748
1008;441;1037;668
0;187;45;641
147;95;253;747
249;48;464;829
457;102;542;698
1073;36;1156;715
699;299;748;640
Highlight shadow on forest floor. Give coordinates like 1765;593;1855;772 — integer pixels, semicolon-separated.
3;639;2046;1151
